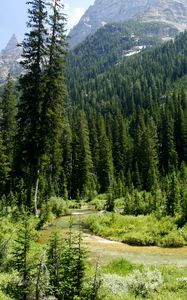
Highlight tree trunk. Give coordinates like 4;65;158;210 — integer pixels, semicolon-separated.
34;171;39;216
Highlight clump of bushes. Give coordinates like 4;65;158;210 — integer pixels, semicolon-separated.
159;231;185;248
126;268;163;297
67;200;81;209
38;197;71;228
84;213;186;247
102;274;128;296
90;198;106;211
123;232;155;246
48;197;71;217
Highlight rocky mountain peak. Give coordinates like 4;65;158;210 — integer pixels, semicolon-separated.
1;34;21;56
69;0;187;48
0;34;22;83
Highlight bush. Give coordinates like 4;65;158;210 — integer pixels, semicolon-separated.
0;291;13;300
102;274;128;296
123;232;155;246
67;200;81;209
0;272;20;299
126;268;163;297
160;231;185;248
48;197;71;217
180;224;187;242
84;213;186;247
90;198;106;211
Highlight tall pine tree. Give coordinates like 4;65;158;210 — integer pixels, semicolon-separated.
40;0;67;198
15;0;48;212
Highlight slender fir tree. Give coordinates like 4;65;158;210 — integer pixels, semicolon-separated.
40;0;67;197
15;0;48;212
2;74;17;166
13;215;37;300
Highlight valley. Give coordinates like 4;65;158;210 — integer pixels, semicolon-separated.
1;0;187;299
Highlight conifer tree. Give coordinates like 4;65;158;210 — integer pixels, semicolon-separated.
13;215;37;300
2;74;17;166
162;111;178;173
47;230;86;300
0;132;10;196
47;231;63;299
166;172;181;216
60;231;86;300
40;0;67;197
97;115;114;193
71;111;96;199
61;118;73;198
15;0;48;211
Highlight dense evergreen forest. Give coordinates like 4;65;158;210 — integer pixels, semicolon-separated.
1;18;187;219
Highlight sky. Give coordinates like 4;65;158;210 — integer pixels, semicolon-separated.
0;0;94;49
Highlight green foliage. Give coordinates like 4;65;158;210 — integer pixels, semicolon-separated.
159;231;185;248
89;198;106;211
15;0;67;209
0;272;20;300
0;217;15;270
126;268;163;298
48;197;71;217
12;214;39;299
123;233;155;246
102;273;128;297
15;0;48;210
84;213;186;247
102;259;142;276
47;230;86;300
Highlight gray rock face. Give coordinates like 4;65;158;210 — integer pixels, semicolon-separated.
69;0;187;48
0;34;23;83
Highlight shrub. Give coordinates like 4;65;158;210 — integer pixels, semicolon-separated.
126;268;163;297
160;231;185;248
102;274;128;296
48;197;71;217
84;213;185;247
180;224;187;242
67;200;81;209
0;272;20;299
90;198;106;211
0;291;13;300
123;232;155;246
150;216;177;238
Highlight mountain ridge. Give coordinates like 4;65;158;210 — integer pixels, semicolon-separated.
69;0;187;48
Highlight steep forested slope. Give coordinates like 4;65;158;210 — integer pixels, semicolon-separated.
68;29;187;113
64;31;187;220
68;21;177;83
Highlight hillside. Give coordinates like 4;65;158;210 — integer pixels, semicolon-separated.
68;21;178;84
66;31;187;201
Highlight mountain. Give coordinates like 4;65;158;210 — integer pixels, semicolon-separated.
0;34;22;83
69;0;187;48
68;20;178;85
66;30;187;197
